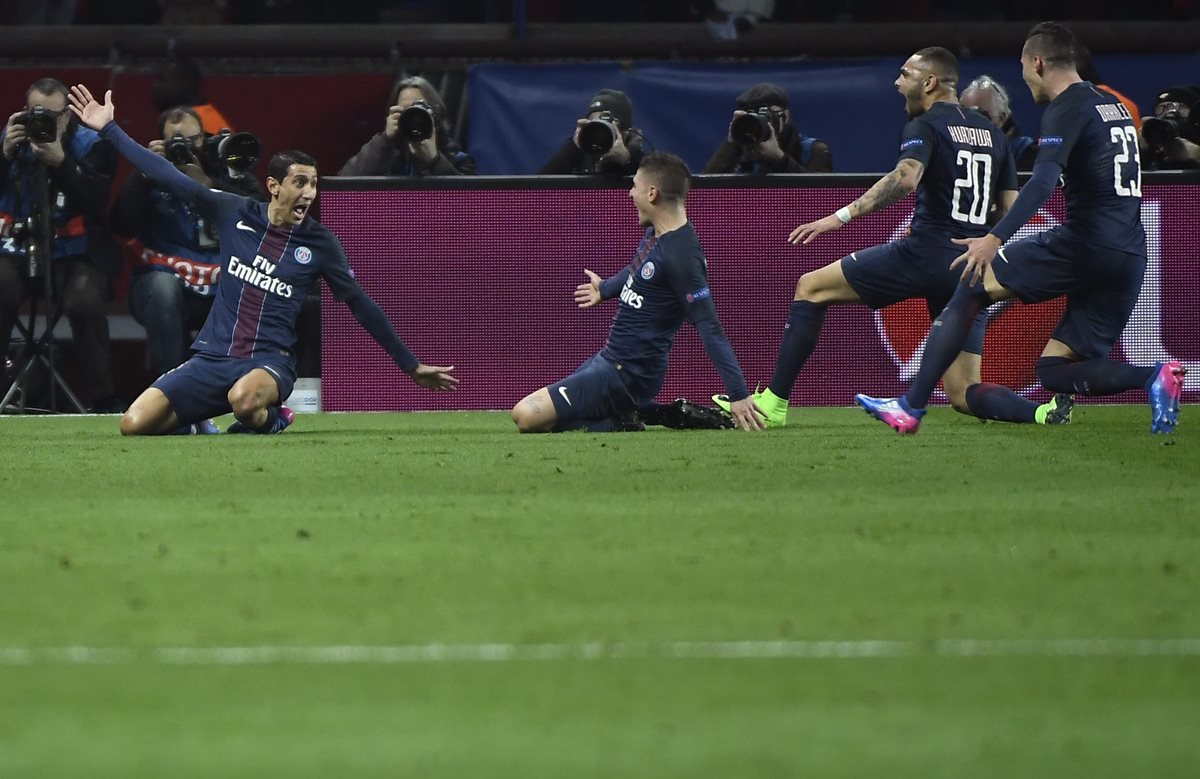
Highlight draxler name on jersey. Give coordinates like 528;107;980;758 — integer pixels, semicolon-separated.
227;254;295;298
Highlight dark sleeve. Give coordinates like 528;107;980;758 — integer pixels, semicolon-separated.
702;141;742;173
539;138;583;174
99;121;226;216
803;139;833;173
897;118;936;167
664;247;750;402
320;237;419;372
990;159;1063;243
996;136;1019;192
425;150;476;176
109;171;153;237
338;133;400;176
50;132;115;219
599;267;631;300
1032;99;1083;168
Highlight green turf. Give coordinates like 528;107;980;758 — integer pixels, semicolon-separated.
1;407;1198;777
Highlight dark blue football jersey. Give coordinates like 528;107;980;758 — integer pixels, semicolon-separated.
1033;81;1145;254
101;122;378;368
598;223;749;401
186;192;358;362
898;101;1019;240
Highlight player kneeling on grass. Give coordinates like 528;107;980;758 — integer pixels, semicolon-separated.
68;84;457;436
511;151;765;433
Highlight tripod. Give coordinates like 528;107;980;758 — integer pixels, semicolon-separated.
1;162;86;414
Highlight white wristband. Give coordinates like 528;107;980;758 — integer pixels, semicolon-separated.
835;206;853;224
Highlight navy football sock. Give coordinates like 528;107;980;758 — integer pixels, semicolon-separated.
1036;356;1155;396
254;405;280;434
965;382;1039;423
905;283;990;409
767;300;826;400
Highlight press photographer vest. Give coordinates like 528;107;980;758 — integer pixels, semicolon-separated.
129;184;222;298
0;126;99;261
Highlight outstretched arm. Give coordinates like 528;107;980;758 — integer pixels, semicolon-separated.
342;289;457;390
68;84;208;204
788;158;923;244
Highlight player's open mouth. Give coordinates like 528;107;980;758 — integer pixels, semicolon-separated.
292;204;309;219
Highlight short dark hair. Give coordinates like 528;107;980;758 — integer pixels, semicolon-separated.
638;151;691;203
913;47;959;89
26;77;68;103
1025;22;1077;69
157;105;203;139
268;150;317;182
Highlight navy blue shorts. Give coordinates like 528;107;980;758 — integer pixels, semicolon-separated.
153;353;296;425
547;353;637;427
993;227;1146;360
842;235;987;354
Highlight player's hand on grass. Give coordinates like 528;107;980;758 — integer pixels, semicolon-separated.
575;269;602;308
788;213;842;245
951;233;1003;285
410;363;458;391
68;84;113;131
728;396;767;431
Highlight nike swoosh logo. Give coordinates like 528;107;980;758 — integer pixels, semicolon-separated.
557;386;572;406
236;221;256;233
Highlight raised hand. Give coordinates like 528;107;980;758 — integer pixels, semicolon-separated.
67;84;114;131
410;363;458;391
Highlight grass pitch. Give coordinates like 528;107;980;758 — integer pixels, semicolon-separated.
1;406;1198;777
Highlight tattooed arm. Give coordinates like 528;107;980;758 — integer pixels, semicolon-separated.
788;158;924;245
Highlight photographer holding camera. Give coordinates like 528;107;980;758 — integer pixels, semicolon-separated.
0;77;122;412
110;106;268;383
539;89;645;176
1140;85;1200;170
703;83;832;174
339;76;475;177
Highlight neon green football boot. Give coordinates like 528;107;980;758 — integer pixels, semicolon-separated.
712;387;789;428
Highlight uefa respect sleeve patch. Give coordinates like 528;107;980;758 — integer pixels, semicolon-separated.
685;287;711;303
1038;136;1064;146
899;138;924;151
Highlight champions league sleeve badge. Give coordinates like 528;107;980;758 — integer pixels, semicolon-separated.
294;246;312;264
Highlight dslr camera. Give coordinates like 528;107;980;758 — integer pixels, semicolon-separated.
730;106;784;146
14;106;59;144
204;128;261;172
1142;104;1200;149
578;110;620;155
164;131;198;166
397;100;439;143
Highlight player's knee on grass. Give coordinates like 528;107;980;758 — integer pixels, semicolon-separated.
511;391;555;433
943;355;981;415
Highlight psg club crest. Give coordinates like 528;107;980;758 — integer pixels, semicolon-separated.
640;261;656;280
294;246;312;264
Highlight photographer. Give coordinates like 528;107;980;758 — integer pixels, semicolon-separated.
0;77;122;412
702;83;832;174
339;76;475;176
539;89;645;176
110;106;267;379
960;75;1038;170
1140;85;1200;170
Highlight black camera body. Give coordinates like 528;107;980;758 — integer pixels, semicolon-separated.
731;107;784;147
204;129;261;172
397;100;439;143
1142;108;1200;148
15;106;59;144
578;111;619;155
164;131;198;166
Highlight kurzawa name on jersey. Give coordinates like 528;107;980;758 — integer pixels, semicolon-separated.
227;254;295;298
947;125;995;147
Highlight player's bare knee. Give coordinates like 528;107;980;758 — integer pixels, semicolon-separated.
511;402;539;433
119;409;147;436
227;385;262;419
943;376;972;414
